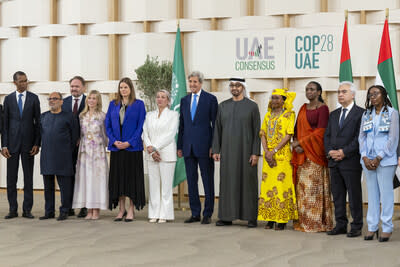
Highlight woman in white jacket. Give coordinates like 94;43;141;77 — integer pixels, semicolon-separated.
143;90;179;223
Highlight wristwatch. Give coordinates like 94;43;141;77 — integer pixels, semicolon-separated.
273;148;278;153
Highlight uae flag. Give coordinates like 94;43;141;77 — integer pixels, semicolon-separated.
339;20;353;82
376;19;398;110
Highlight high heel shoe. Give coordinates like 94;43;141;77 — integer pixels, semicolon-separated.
264;221;275;229
364;230;379;241
114;211;127;222
275;223;286;230
379;232;392;242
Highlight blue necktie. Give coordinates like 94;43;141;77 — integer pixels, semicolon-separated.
191;94;197;121
339;108;347;128
18;93;23;117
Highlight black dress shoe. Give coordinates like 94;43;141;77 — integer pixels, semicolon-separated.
39;213;55;220
184;216;201;223
57;212;68;221
327;227;347;235
22;211;34;219
68;209;75;216
114;211;127;222
347;229;362;238
215;220;232;226
248;220;258;228
77;207;88;218
201;216;211;224
4;212;18;219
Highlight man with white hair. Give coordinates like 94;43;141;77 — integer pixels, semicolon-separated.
324;81;365;238
212;77;260;228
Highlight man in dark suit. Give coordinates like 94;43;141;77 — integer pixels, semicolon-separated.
1;71;41;219
61;76;87;218
324;81;364;238
177;71;218;224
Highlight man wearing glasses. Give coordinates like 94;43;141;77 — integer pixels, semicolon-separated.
1;71;41;219
39;92;79;221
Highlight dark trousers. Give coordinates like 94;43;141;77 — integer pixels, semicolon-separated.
330;167;363;231
6;151;34;212
184;153;215;218
70;146;79;209
43;175;73;214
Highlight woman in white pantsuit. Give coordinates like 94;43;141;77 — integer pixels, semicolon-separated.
143;90;179;223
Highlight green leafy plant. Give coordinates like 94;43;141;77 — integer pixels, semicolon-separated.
135;55;173;111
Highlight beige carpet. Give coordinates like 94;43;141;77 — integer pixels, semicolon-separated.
0;191;398;267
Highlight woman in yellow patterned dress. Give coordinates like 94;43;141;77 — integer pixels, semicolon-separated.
258;88;298;230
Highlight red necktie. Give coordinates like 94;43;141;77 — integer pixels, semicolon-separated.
73;98;79;115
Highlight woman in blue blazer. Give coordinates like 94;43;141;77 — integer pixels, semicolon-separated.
359;85;399;242
105;77;146;222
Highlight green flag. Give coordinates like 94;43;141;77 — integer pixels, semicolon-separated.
171;25;187;187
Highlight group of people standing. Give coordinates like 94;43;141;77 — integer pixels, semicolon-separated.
0;70;398;243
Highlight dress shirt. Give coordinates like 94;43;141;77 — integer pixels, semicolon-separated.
190;89;202;109
71;94;84;111
15;90;26;110
339;101;354;124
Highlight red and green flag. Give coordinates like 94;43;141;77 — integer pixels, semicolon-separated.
339;20;353;82
171;25;187;187
376;19;398;110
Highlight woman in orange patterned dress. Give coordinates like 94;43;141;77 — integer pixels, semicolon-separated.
292;81;333;232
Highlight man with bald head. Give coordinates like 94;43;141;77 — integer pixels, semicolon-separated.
40;92;79;221
324;81;364;238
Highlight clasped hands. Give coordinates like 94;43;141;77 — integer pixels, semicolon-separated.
291;140;304;154
328;149;345;161
114;141;130;150
363;156;381;171
147;146;161;162
264;150;276;168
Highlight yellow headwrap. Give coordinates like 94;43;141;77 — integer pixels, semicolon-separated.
271;88;296;111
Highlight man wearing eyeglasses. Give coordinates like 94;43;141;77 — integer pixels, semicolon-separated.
39;92;79;221
61;76;87;218
1;71;41;220
324;81;364;238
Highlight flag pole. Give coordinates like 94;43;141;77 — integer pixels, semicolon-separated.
345;9;348;21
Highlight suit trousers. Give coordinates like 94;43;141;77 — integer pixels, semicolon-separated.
148;160;175;220
43;175;73;214
6;151;34;212
184;153;215;218
363;163;396;233
329;167;363;230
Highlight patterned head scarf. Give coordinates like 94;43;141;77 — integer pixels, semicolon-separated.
271;88;296;111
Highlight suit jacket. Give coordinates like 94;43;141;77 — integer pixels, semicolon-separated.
105;99;146;152
143;108;179;162
62;95;86;114
324;104;365;170
1;91;41;153
177;90;218;158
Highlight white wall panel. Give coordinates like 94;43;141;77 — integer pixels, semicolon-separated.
87;22;140;35
28;24;77;37
0;38;49;82
187;0;246;19
153;19;211;33
0;27;19;39
121;0;176;22
59;36;108;81
120;33;175;79
367;9;400;24
219;16;282;31
329;0;399;12
294;12;360;28
59;0;108;24
265;0;320;15
1;0;50;27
